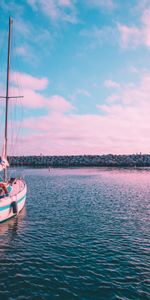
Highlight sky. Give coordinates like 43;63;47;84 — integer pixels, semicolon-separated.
1;0;150;155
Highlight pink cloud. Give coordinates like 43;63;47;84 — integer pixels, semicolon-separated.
87;0;115;10
80;25;116;50
58;0;72;6
27;0;36;10
118;24;141;48
134;0;150;12
7;72;73;111
129;66;139;74
71;88;91;100
48;95;74;112
142;9;150;47
118;8;150;49
15;46;27;56
14;19;32;38
27;0;77;23
41;0;59;19
12;70;150;155
27;0;60;19
77;89;91;97
9;87;74;111
4;70;150;155
104;80;120;88
14;45;37;65
15;105;150;155
105;94;120;103
9;85;45;108
11;72;48;91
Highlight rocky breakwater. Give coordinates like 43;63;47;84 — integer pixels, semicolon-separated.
9;154;150;167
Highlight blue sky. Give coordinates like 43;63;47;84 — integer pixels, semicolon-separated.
1;0;150;155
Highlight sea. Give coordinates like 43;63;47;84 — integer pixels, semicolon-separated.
0;168;149;300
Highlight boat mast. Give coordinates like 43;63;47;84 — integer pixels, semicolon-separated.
4;17;13;182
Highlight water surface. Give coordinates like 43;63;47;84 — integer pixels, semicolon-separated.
0;168;150;299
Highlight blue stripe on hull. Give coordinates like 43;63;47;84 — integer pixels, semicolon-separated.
0;205;25;224
0;195;26;212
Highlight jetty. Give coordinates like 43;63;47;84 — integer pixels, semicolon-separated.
8;154;150;168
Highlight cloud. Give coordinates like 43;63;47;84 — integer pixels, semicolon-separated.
14;22;55;66
14;44;38;65
77;89;91;97
87;0;115;11
142;9;150;47
27;0;37;10
0;0;24;16
48;95;74;112
118;24;141;48
105;94;120;104
14;19;32;38
133;0;150;14
58;0;72;6
39;0;59;19
103;72;150;107
102;71;150;110
11;70;150;155
70;88;91;100
27;0;77;23
8;72;74;112
80;25;117;49
129;66;139;74
11;72;49;91
118;8;150;49
15;46;28;57
8;85;46;108
104;80;120;88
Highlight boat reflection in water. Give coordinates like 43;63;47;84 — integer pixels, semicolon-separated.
0;207;26;237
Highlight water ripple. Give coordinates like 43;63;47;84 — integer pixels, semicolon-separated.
0;168;150;299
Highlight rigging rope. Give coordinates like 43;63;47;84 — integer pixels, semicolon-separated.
8;29;25;159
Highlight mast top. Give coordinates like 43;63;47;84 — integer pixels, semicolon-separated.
9;16;13;23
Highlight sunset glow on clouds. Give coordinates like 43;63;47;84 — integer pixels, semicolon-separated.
1;0;150;155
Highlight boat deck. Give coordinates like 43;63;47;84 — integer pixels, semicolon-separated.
0;178;25;199
10;179;25;197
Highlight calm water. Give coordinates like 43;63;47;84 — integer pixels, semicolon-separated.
0;168;150;300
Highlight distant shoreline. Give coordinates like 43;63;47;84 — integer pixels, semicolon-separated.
8;154;150;168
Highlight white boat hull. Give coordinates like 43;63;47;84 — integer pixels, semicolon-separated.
0;179;27;223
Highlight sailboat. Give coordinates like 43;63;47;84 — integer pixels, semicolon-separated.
0;17;27;223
